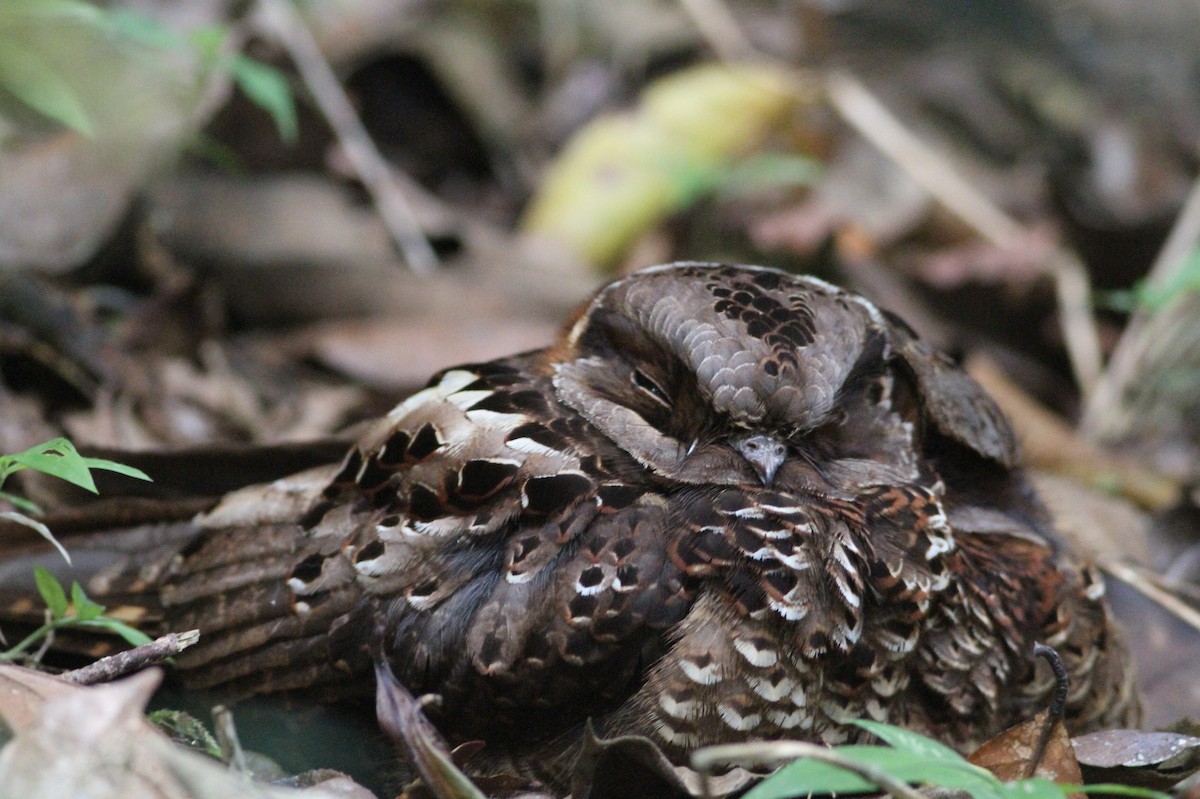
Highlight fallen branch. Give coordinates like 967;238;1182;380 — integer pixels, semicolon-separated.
1083;168;1200;439
967;355;1179;511
257;0;438;275
62;629;200;686
824;70;1103;399
1102;560;1200;636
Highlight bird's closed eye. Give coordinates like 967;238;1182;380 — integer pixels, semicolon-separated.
631;368;672;408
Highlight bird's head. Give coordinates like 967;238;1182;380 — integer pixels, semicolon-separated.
551;263;955;494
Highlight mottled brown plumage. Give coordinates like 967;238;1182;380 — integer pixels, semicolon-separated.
12;263;1139;787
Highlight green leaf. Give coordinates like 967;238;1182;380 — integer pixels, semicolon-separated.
718;152;822;197
0;489;42;515
186;24;228;63
0;0;106;24
8;438;97;493
33;566;68;619
77;617;153;648
744;746;1006;799
746;723;1007;799
1093;288;1136;314
99;8;181;49
0;39;93;134
1099;247;1200;315
1;512;71;564
1078;784;1173;799
148;709;223;758
854;719;972;763
997;777;1071;799
1135;248;1200;311
4;439;149;491
80;457;152;483
70;581;106;621
229;55;297;143
184;132;244;171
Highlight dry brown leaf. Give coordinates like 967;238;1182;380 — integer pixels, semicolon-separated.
0;667;187;799
1072;729;1200;790
968;710;1083;797
374;658;490;799
0;665;368;799
304;316;557;391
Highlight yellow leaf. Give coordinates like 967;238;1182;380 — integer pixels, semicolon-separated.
521;63;800;268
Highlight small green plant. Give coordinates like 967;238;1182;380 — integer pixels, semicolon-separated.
0;436;154;662
0;566;153;663
0;0;297;142
1095;247;1200;314
147;709;223;760
730;720;1169;799
104;7;298;143
0;436;150;563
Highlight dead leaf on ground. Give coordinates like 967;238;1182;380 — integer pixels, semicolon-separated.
968;710;1083;797
1072;729;1200;790
302;315;557;391
0;665;370;799
375;657;502;799
571;725;694;799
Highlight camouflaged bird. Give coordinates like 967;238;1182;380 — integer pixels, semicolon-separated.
33;263;1138;785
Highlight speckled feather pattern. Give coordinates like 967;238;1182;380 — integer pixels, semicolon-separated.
85;263;1136;785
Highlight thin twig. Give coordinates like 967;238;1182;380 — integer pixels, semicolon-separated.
214;704;250;775
62;629;201;685
1046;249;1104;398
257;0;438;274
677;0;759;62
824;70;1103;397
672;1;1105;398
1102;558;1200;634
968;354;1180;510
692;740;927;799
1083;170;1200;435
826;72;1020;244
30;614;55;666
538;0;581;79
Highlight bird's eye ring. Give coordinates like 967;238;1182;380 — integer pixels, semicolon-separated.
631;368;672;408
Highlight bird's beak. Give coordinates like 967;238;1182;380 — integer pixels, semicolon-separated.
733;434;787;487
